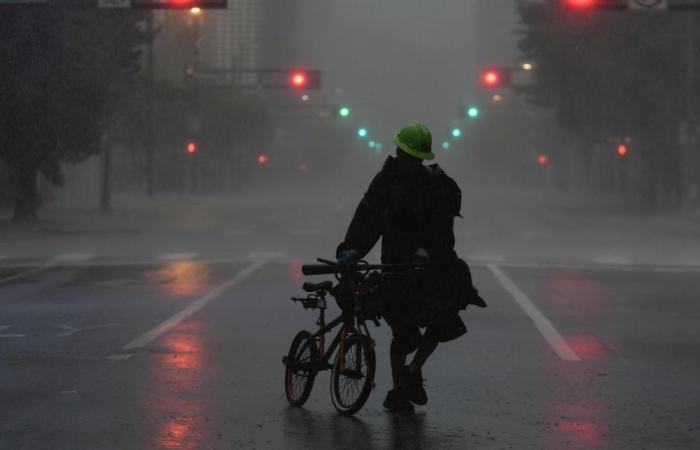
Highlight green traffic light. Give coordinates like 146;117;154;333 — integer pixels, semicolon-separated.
338;106;351;118
451;128;462;138
442;141;450;150
467;106;480;119
358;128;368;138
369;140;376;148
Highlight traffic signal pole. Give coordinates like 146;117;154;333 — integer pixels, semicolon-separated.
145;11;156;197
684;13;697;204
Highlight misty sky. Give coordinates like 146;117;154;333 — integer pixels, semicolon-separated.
300;0;487;145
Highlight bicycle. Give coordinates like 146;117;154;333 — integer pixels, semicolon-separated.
282;258;421;415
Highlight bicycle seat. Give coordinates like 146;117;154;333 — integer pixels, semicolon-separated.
303;281;333;293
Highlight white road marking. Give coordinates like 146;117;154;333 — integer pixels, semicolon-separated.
249;251;286;260
591;255;632;265
55;323;117;337
123;259;267;350
0;263;54;285
487;264;581;362
547;213;586;230
158;253;198;261
468;253;506;263
53;254;94;263
289;229;320;236
107;354;133;360
0;326;26;338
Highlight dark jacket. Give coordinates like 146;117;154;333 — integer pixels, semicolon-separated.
336;156;462;266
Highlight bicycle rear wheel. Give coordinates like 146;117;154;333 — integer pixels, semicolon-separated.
284;330;318;407
330;334;375;415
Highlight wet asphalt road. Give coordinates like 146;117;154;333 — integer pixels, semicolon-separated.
1;186;700;449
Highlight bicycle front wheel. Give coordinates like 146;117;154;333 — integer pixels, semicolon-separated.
330;334;375;415
284;330;318;407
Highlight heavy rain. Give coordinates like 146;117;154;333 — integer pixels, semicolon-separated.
1;0;699;449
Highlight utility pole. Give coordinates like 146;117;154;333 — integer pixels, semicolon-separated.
145;11;155;197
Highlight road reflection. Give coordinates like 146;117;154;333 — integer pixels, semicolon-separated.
282;407;473;449
541;270;612;448
149;320;215;450
289;260;305;286
144;260;213;298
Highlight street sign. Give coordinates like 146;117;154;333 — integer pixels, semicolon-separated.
628;0;668;10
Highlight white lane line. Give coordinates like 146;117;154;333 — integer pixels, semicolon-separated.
124;259;267;350
487;264;581;362
547;213;586;230
289;229;320;236
591;255;632;266
0;326;26;338
468;253;505;263
53;254;94;263
249;251;286;260
107;354;132;361
0;263;54;285
158;253;198;261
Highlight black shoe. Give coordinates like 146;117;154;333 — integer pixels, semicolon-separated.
401;368;428;406
383;389;415;414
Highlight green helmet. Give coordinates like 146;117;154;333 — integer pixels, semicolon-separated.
393;122;434;161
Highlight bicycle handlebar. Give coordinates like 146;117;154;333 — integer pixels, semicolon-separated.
301;259;426;276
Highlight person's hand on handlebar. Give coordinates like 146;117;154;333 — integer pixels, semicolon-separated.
336;249;358;270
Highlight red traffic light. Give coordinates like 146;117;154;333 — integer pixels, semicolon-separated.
537;154;549;165
566;0;596;9
290;71;308;89
257;154;268;165
186;141;197;154
617;144;628;156
130;0;228;9
481;68;503;89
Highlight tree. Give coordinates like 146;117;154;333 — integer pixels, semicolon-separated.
516;1;698;204
0;6;147;221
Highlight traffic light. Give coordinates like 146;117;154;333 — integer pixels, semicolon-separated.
357;128;368;138
186;140;197;154
451;128;462;138
538;154;549;165
442;141;450;150
368;140;376;148
563;0;626;10
290;71;307;89
617;144;628;156
480;68;508;89
130;0;228;9
466;106;480;119
336;106;351;118
287;70;321;90
566;0;596;9
257;154;268;165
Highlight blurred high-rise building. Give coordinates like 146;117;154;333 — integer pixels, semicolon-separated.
199;0;303;72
